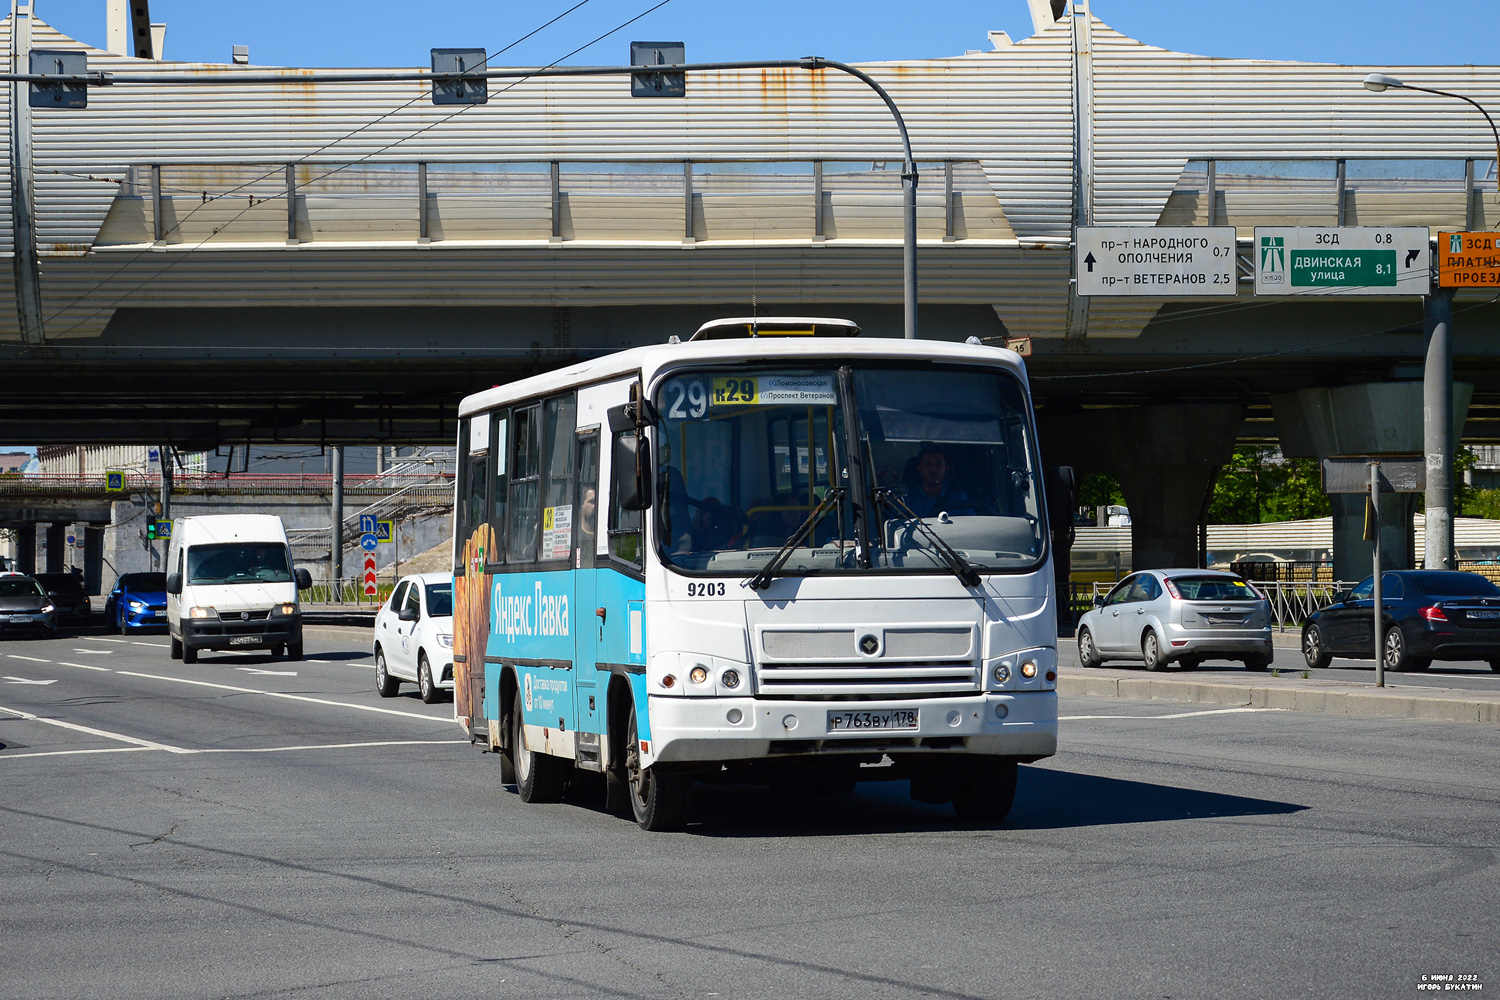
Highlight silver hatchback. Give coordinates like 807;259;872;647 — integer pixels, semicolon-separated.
1076;569;1273;671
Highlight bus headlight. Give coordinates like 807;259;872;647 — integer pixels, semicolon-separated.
689;665;709;685
720;669;741;690
1020;660;1038;679
993;663;1011;683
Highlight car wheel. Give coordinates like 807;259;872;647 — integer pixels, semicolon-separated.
1179;657;1202;670
1302;624;1332;669
1244;655;1270;671
374;647;400;697
170;636;182;660
1383;626;1419;672
1141;630;1164;671
513;687;567;804
418;654;440;705
626;698;688;831
951;758;1019;823
272;644;285;657
182;644;198;664
1490;660;1500;674
106;604;120;634
1077;626;1102;668
286;641;303;662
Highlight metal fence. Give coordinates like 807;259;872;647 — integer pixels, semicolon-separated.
1087;579;1353;630
299;579;397;605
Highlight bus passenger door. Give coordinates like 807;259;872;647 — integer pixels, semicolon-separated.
573;430;602;736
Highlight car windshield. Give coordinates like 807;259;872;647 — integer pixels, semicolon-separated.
425;583;453;617
1169;576;1259;600
0;578;44;597
186;543;292;585
120;573;166;591
653;363;1045;576
1409;572;1500;598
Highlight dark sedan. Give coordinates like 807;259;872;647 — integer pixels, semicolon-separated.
33;572;91;624
0;575;57;638
103;572;168;633
1302;570;1500;673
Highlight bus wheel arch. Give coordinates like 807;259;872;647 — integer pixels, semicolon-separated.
604;674;635;817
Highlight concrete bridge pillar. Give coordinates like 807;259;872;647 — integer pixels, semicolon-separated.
1272;382;1473;582
15;525;37;575
44;523;65;573
1039;403;1244;571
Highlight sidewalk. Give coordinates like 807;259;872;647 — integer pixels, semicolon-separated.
1059;666;1500;725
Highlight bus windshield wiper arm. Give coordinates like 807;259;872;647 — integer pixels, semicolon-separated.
748;487;846;591
874;487;982;588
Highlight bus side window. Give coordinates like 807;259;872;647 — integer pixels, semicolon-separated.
508;404;542;563
540;394;578;562
608;427;644;572
488;411;509;564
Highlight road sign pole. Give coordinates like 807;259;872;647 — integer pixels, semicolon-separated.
1424;286;1456;570
1372;461;1384;688
331;446;344;603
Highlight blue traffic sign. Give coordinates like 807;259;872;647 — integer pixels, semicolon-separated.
360;533;378;552
359;514;377;535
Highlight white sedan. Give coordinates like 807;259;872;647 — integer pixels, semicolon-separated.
373;572;454;703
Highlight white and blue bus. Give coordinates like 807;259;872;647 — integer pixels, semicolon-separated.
451;317;1058;830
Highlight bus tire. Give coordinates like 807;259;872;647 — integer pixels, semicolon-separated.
626;700;687;831
951;758;1018;823
513;689;566;804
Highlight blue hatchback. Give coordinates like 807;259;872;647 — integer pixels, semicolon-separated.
104;572;168;633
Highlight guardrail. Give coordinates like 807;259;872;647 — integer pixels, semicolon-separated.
1087;579;1354;630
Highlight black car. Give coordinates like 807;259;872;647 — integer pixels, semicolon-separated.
33;572;91;624
1302;570;1500;673
0;575;57;638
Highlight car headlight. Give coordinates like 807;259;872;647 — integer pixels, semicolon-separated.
128;600;147;611
188;606;216;619
41;604;54;614
276;603;297;616
436;633;453;648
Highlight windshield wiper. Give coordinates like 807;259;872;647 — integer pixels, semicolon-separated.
873;487;982;588
748;487;846;591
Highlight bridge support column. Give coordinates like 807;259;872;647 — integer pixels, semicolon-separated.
1272;382;1472;582
1039;403;1243;572
44;523;65;573
83;526;104;595
15;523;36;575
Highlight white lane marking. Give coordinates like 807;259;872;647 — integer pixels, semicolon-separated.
0;703;195;754
235;668;298;676
1061;707;1280;721
113;671;451;722
87;638;130;645
3;676;56;685
7;655;52;664
71;648;112;655
0;747;156;760
57;661;112;672
131;641;167;648
195;739;467;754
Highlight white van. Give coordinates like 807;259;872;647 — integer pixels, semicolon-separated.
165;514;311;663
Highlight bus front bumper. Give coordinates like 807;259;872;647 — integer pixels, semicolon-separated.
646;691;1056;764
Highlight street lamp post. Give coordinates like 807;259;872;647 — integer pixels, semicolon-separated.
1363;72;1500;569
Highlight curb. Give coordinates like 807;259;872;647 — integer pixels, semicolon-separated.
1058;671;1500;725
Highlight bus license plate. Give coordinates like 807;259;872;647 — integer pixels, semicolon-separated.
827;709;918;733
230;635;261;646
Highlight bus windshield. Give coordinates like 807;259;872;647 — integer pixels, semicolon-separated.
653;363;1045;576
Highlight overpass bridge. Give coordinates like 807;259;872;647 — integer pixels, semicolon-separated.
2;3;1500;570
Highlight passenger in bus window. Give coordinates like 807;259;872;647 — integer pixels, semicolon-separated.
903;444;978;518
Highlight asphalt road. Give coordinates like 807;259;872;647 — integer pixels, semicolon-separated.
1;626;1495;999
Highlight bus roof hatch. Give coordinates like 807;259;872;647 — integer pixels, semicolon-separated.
687;316;862;341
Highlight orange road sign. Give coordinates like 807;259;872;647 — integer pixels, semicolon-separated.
1438;231;1500;288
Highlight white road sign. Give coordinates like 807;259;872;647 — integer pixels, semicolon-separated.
1253;227;1430;296
1076;226;1237;297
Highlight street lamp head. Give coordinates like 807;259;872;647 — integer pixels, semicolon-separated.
1363;73;1405;93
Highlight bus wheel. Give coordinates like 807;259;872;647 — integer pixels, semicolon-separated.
513;689;566;803
951;758;1018;823
625;701;688;831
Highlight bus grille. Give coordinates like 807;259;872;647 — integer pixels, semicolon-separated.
755;662;980;701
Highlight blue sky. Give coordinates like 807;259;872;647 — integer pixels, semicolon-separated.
30;1;1500;70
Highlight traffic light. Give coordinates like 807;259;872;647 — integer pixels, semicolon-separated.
146;516;158;540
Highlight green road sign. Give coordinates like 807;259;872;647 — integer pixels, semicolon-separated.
1289;249;1397;288
1254;227;1429;296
